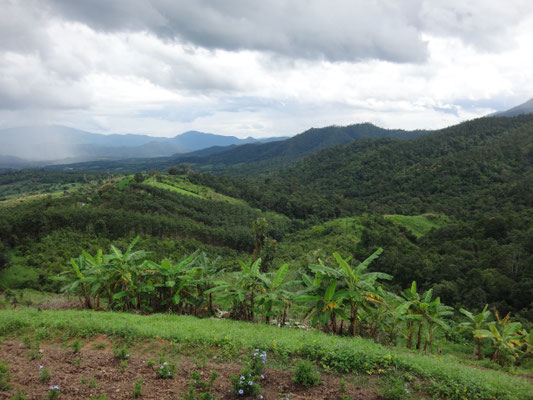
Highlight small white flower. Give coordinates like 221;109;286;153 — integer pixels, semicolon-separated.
260;374;264;379
238;389;244;395
240;376;245;380
248;381;253;385
163;362;167;365
160;366;164;369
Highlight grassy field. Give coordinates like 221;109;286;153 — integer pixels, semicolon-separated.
0;309;531;399
384;214;449;238
133;175;249;206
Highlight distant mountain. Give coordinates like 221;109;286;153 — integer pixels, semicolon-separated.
46;123;430;174
0;125;285;167
491;98;533;117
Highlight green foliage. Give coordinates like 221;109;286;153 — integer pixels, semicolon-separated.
39;366;51;382
0;360;10;390
119;360;128;372
157;360;175;379
132;378;143;398
1;309;532;399
182;371;218;400
70;339;82;353
113;345;130;360
46;386;60;400
292;360;321;387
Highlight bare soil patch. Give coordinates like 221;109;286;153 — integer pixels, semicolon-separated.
0;339;382;400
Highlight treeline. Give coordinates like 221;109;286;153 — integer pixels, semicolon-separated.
59;237;533;367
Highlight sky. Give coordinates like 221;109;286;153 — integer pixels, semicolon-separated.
1;0;533;138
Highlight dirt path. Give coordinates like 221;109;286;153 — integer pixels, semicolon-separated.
0;339;382;400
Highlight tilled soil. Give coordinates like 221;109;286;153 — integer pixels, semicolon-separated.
0;338;382;400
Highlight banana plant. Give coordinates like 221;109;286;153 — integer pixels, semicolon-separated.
205;258;262;321
56;255;97;309
332;248;391;336
402;281;434;350
423;297;453;352
459;304;492;360
190;252;221;315
256;263;300;326
295;264;348;333
103;236;150;310
474;311;525;365
144;250;199;313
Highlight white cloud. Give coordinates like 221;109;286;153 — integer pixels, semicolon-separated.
0;0;532;138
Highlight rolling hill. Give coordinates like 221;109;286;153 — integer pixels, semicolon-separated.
46;123;430;173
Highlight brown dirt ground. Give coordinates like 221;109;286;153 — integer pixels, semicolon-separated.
0;338;383;400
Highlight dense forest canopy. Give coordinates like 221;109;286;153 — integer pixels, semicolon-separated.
0;115;532;321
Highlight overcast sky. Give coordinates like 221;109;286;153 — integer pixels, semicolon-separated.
1;0;533;138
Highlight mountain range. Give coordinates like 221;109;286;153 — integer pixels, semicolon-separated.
45;123;430;174
0;126;286;168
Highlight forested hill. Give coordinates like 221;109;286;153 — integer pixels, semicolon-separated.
187;115;533;316
194;115;533;220
46;123;429;174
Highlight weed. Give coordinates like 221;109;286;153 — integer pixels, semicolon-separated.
9;389;26;400
25;338;42;361
46;386;60;400
92;342;107;350
379;376;411;400
157;361;175;379
194;354;207;369
339;377;347;393
182;370;218;399
35;328;50;341
39;366;51;383
70;339;82;353
80;377;88;385
72;357;82;367
292;360;321;388
88;395;106;400
146;359;154;367
0;360;10;390
113;345;130;361
119;360;128;372
89;378;98;388
133;378;143;398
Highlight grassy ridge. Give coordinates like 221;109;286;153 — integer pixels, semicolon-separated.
384;214;449;238
1;309;531;399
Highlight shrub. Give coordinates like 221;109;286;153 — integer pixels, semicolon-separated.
292;360;321;388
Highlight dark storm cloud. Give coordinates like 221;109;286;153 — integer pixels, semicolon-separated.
46;0;429;63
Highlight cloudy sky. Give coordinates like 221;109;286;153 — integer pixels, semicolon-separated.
1;0;533;138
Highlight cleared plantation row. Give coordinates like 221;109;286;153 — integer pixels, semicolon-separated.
0;309;532;399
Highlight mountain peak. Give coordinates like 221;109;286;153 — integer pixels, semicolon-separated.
492;97;533;117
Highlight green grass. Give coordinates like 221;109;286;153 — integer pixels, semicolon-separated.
385;214;449;238
144;176;248;206
0;309;531;400
0;265;40;290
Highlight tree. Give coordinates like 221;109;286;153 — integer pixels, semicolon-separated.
134;173;144;183
459;304;492;360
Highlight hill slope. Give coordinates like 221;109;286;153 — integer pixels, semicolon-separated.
492;97;533;117
46;123;429;173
